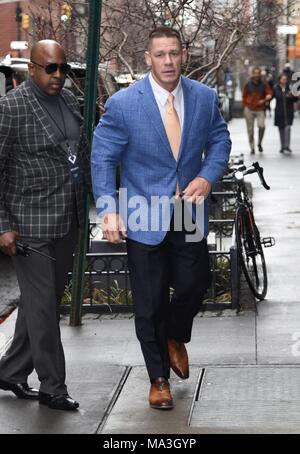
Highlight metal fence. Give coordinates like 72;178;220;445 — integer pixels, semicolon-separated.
61;157;246;314
61;220;240;314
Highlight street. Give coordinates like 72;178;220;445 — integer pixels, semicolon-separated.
0;113;300;434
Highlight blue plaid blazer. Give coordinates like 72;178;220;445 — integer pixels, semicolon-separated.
92;75;231;245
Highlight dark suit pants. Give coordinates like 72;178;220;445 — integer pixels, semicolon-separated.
126;227;212;382
0;222;78;395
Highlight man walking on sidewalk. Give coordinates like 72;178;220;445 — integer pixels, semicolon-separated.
0;40;91;411
92;27;231;410
243;67;273;154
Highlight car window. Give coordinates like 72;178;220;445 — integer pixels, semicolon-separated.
0;66;15;94
13;68;28;85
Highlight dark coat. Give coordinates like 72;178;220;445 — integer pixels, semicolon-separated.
273;83;298;128
0;81;91;238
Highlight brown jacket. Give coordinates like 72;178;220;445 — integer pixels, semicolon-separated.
243;80;273;111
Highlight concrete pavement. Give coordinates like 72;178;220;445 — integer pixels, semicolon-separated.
0;255;18;316
0;113;300;434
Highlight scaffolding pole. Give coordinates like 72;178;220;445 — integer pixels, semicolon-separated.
70;0;102;326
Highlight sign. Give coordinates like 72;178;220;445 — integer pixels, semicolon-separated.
10;41;28;50
277;25;298;35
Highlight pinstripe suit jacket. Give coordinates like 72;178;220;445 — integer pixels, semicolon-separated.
0;80;91;239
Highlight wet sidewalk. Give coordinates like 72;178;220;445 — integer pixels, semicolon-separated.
0;255;18;317
1;114;300;434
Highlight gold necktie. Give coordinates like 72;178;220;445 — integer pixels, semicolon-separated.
164;94;181;161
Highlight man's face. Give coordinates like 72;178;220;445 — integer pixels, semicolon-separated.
28;46;67;96
145;37;187;91
252;69;261;83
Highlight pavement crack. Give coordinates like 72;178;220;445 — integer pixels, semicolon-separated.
96;365;132;434
187;367;206;427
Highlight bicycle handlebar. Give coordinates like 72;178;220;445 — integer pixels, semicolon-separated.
248;162;270;190
228;161;270;190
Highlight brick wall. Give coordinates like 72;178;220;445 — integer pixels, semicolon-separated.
0;1;31;59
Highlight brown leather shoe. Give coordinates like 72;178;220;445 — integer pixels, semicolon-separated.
167;338;189;379
149;377;174;410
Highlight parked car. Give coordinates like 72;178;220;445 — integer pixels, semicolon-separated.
0;56;29;89
0;65;14;96
0;57;29;96
0;57;119;121
114;72;146;90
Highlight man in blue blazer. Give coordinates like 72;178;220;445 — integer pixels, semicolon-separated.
92;27;231;410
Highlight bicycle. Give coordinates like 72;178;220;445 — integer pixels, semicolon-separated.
230;161;275;301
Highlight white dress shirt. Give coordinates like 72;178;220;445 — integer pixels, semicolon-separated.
149;72;184;131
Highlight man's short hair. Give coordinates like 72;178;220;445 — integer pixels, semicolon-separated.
148;27;182;48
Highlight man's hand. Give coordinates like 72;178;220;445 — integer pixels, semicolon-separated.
258;95;272;106
0;231;19;256
257;99;266;106
181;177;212;204
101;213;127;244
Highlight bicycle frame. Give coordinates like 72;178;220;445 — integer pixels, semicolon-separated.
227;161;274;302
235;179;257;249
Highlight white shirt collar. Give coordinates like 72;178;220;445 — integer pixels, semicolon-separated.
149;72;182;107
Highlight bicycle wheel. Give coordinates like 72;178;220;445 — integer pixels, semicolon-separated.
235;206;268;300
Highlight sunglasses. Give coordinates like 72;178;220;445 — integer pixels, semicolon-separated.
31;60;71;75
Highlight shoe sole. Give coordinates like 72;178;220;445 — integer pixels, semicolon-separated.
14;393;39;400
170;365;189;380
150;403;174;410
48;404;79;411
39;402;79;411
39;400;79;410
0;384;39;400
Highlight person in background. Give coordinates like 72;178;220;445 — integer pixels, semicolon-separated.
243;67;273;154
282;62;293;84
273;73;298;153
262;68;274;118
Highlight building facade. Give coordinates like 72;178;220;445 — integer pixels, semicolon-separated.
287;0;300;71
0;0;31;59
0;0;84;61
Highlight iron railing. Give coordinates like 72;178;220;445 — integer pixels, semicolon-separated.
61;220;240;314
63;155;246;316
